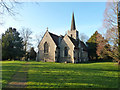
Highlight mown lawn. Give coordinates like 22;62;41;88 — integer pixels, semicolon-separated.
1;61;26;88
1;61;119;88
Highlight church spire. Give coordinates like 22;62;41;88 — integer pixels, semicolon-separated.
71;12;76;31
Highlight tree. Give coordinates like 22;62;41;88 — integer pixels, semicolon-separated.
35;31;44;52
104;27;119;61
20;27;32;60
103;1;120;62
96;32;110;60
80;33;89;43
0;0;21;25
87;31;109;61
0;37;2;61
2;27;24;60
0;0;19;15
87;31;98;60
118;4;120;63
29;47;36;60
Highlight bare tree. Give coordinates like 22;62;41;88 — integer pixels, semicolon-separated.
0;0;20;15
20;27;32;60
80;33;89;43
103;0;120;62
0;0;22;25
103;1;119;28
35;32;44;47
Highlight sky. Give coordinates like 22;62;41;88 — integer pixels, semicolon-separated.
0;2;107;50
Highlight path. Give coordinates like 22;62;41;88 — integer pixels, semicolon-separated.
6;62;29;88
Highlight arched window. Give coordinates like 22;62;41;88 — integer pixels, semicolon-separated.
44;42;49;53
64;47;68;57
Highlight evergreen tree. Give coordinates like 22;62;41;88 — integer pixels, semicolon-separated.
87;31;98;60
96;32;110;60
87;31;109;61
2;27;24;60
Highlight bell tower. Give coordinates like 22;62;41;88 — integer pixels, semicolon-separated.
67;12;79;40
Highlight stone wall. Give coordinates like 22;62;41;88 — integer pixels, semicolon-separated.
37;31;57;62
59;35;75;63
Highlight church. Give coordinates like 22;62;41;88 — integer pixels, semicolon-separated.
37;13;88;63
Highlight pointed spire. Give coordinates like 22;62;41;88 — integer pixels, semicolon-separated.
71;12;76;31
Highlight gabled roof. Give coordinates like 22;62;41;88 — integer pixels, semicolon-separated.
68;36;79;48
49;32;63;47
80;41;87;51
68;35;87;51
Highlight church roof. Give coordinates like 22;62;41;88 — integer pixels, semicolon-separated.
68;36;78;48
44;31;87;51
49;32;63;47
71;12;76;31
80;41;87;51
68;36;87;51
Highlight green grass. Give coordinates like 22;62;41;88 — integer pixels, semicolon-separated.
1;61;119;88
27;62;119;88
1;61;26;88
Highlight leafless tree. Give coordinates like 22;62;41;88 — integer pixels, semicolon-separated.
80;33;89;43
0;37;2;61
0;0;22;25
20;27;32;55
0;0;20;15
103;0;120;61
35;32;44;46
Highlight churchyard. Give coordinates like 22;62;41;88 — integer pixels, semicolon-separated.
1;61;119;88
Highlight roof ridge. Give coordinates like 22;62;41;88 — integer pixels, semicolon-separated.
68;35;76;40
48;32;60;37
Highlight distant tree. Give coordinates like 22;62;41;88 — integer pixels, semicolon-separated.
20;27;32;61
35;32;44;52
2;27;24;60
80;33;89;43
29;47;36;60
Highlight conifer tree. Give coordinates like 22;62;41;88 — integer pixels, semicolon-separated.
87;31;109;61
2;27;24;60
87;31;98;60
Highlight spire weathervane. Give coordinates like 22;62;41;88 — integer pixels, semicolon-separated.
47;27;48;31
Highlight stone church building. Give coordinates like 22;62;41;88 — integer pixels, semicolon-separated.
37;13;88;63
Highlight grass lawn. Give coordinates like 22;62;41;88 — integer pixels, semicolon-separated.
1;61;119;88
1;61;26;88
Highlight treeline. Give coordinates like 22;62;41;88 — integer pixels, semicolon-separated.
86;2;120;62
1;27;36;61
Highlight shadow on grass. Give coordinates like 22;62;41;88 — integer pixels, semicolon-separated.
27;63;118;88
27;72;118;88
